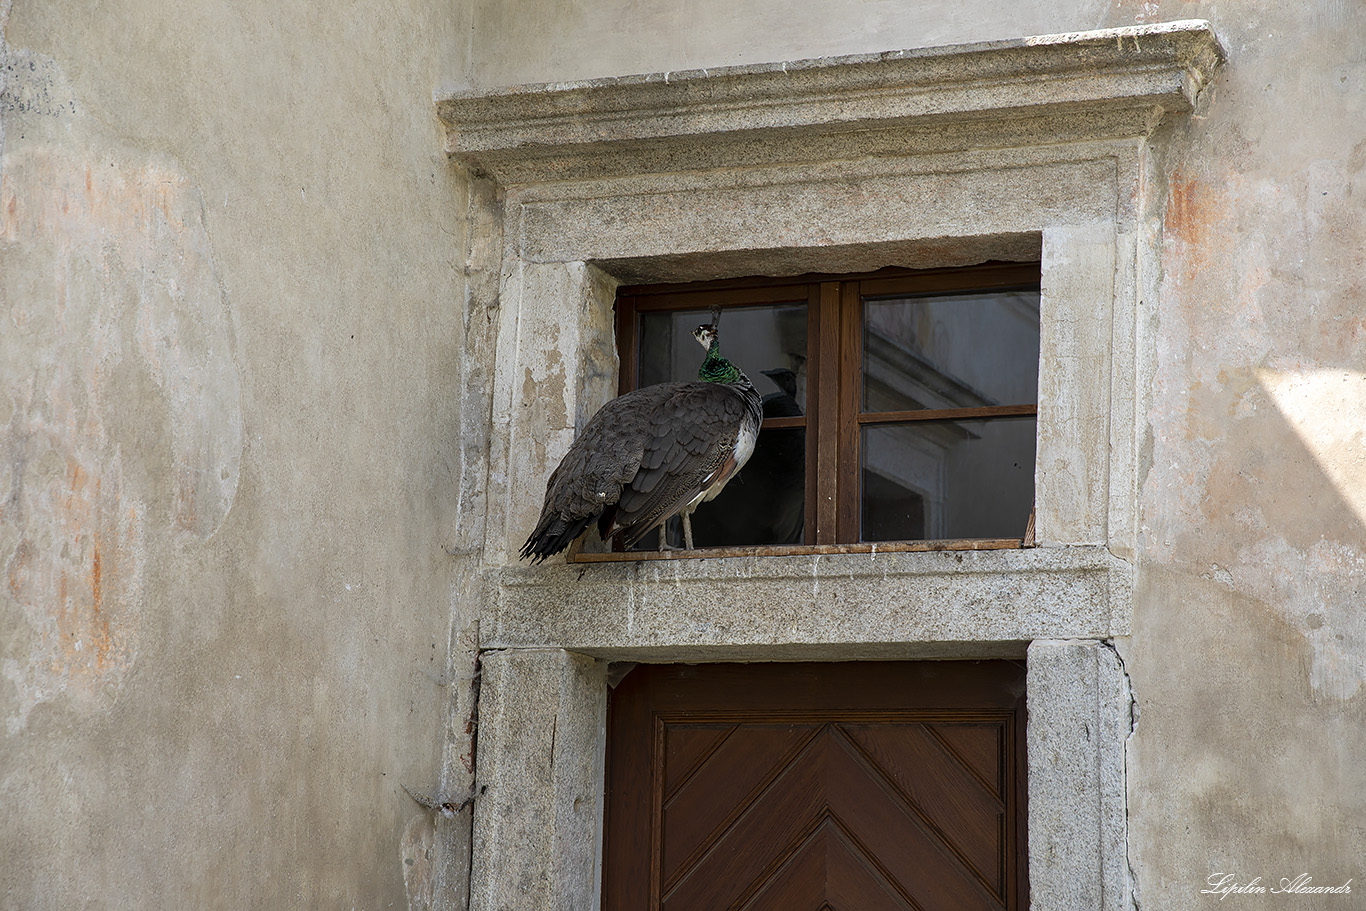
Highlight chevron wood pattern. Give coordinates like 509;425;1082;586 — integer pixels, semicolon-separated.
603;662;1026;911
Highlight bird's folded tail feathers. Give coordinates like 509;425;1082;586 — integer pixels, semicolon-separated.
520;514;593;564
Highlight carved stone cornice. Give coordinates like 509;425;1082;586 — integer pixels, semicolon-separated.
437;20;1224;185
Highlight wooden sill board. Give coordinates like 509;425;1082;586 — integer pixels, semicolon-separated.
568;538;1025;563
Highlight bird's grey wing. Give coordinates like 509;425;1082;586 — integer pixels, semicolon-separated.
609;384;749;546
521;384;687;561
542;383;695;516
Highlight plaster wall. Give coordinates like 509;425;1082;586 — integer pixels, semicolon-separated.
1;1;1362;910
1;0;477;908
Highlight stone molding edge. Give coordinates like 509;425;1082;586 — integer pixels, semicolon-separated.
488;545;1135;653
496;541;1125;587
436;20;1224;169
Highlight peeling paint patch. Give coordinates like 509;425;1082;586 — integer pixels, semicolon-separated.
1;48;77;122
1228;535;1366;701
1;51;242;729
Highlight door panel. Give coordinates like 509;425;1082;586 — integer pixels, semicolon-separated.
603;661;1027;911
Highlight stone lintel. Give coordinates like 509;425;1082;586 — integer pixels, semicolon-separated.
490;546;1132;656
437;21;1224;183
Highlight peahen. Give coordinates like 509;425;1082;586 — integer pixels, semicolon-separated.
520;322;763;563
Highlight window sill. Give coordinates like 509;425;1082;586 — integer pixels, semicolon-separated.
567;537;1025;563
493;543;1131;661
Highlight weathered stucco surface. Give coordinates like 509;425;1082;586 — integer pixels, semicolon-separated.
1126;0;1366;897
2;0;478;907
3;0;1363;908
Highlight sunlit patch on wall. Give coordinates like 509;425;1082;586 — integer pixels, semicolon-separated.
1258;367;1366;529
1258;366;1366;700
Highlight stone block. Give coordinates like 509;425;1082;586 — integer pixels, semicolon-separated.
1027;639;1133;911
493;546;1133;659
469;649;608;911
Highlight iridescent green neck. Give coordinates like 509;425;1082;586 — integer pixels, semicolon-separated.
698;339;741;384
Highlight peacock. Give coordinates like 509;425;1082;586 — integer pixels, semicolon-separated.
520;320;763;563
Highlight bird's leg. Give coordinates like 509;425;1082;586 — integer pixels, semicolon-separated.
682;512;695;550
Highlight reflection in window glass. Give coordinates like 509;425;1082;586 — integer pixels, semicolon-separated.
637;304;808;547
861;417;1036;541
691;421;805;547
639;305;808;408
863;291;1040;413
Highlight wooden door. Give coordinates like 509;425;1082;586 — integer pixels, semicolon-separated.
603;661;1026;911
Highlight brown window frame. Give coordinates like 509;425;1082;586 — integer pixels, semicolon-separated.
586;261;1041;561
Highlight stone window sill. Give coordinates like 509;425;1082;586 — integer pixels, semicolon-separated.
492;543;1130;661
567;537;1025;563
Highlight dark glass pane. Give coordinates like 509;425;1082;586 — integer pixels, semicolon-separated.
639;304;808;407
861;417;1036;541
636;303;808;548
689;422;805;547
863;290;1040;413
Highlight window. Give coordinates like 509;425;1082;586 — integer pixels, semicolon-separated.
616;262;1041;551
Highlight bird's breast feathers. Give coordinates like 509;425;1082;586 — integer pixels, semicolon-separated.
734;419;758;469
697;413;759;505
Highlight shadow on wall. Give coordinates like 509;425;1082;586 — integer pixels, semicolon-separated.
1250;366;1366;699
1155;165;1366;703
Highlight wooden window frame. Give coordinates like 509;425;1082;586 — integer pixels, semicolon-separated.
595;261;1041;561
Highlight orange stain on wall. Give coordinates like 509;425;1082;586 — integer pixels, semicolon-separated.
6;442;139;704
1165;169;1232;282
5;132;233;729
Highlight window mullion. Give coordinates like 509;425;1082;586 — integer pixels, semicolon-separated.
814;281;842;544
803;284;820;545
616;295;638;393
837;281;862;544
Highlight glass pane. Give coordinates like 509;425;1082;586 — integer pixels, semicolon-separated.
861;417;1035;541
639;304;809;411
863;290;1040;413
689;421;805;547
636;303;808;548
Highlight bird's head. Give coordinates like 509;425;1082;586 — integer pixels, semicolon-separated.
692;323;718;351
